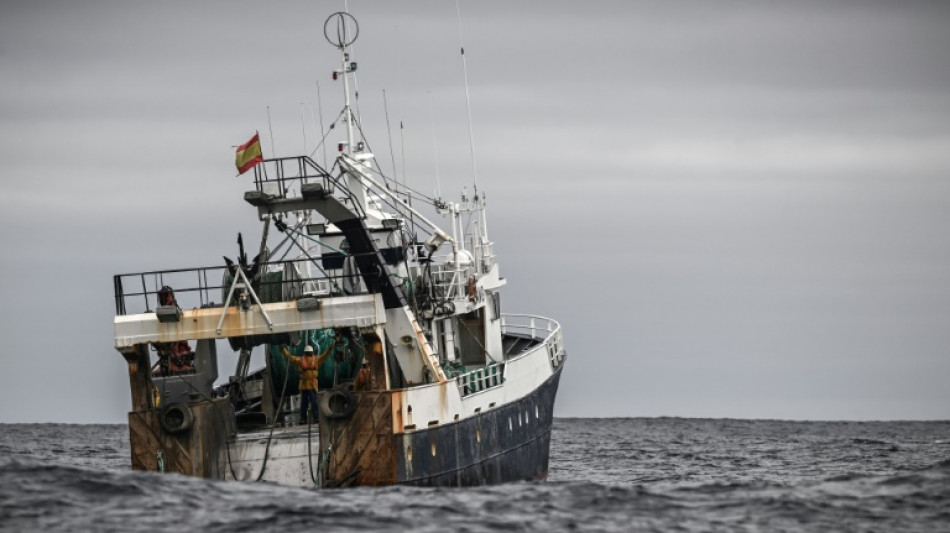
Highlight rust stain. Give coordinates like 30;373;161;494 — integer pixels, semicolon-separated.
438;382;449;422
320;391;397;487
392;390;404;434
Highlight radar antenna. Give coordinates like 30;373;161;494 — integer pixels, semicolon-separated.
324;11;358;49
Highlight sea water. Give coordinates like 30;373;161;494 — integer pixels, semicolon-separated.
1;418;948;532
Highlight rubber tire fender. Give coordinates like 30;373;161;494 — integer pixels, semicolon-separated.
319;388;357;420
158;403;194;435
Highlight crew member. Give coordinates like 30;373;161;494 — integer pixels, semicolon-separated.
355;359;371;391
281;341;334;424
168;340;195;373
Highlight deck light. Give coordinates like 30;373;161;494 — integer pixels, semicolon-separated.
424;231;449;253
156;305;181;323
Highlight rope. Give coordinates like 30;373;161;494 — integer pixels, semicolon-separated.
309;108;346;159
280;225;347;295
253;349;293;481
307;414;318;486
351;112;440;207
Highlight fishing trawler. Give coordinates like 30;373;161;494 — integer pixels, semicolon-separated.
111;12;565;487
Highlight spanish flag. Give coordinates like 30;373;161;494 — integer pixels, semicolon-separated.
235;133;263;175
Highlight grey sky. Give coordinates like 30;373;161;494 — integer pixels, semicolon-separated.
1;1;948;422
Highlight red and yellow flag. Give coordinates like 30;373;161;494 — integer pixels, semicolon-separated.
235;133;263;175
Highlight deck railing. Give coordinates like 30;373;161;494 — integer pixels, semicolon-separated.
250;156;333;199
427;262;474;300
500;314;559;342
500;314;565;370
457;362;505;397
112;256;364;316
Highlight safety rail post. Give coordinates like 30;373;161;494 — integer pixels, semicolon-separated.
113;276;126;316
139;274;149;313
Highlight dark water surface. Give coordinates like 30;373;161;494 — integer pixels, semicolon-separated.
1;418;948;532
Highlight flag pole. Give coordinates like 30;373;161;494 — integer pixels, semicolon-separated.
257;130;269;181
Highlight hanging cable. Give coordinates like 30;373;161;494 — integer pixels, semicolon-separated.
351;113;440;206
309;108;346;159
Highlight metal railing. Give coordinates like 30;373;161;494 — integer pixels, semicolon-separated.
250;156;334;199
477;241;495;273
500;314;559;342
500;314;564;370
112;257;361;316
457;362;505;397
453;315;564;397
428;262;474;300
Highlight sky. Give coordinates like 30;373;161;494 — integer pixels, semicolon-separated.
1;1;948;423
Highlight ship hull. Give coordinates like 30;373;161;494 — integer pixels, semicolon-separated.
122;319;566;489
395;365;562;486
224;365;562;487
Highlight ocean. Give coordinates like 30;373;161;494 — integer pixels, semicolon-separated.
1;418;948;532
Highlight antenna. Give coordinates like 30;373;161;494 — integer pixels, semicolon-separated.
383;89;398;184
456;0;478;191
300;102;307;156
400;118;407;197
325;11;367;211
395;24;409;198
428;90;442;199
343;0;362;126
315;80;327;167
324;12;358;156
266;105;277;158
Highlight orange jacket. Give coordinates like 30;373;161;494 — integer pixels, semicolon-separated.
281;344;332;391
355;366;371;391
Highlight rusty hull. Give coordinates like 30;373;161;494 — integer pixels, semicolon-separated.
318;365;563;487
319;391;397;486
122;344;234;478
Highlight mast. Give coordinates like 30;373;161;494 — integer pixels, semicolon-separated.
327;12;368;212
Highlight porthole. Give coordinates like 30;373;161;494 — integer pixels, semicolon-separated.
508;417;512;431
476;428;481;443
535;405;539;419
407;446;413;462
431;442;437;457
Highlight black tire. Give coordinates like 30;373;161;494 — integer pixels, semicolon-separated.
319;388;357;420
159;403;194;434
